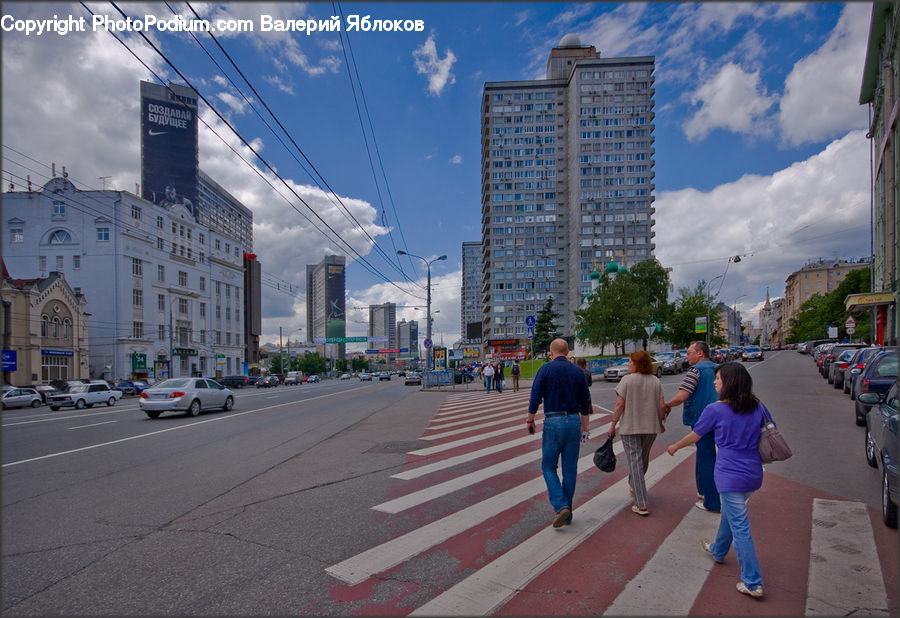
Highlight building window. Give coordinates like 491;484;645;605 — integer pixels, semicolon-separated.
216;281;221;296
178;271;187;286
199;232;205;245
225;307;231;321
133;321;144;339
97;227;110;241
157;237;164;250
56;256;64;270
41;315;49;337
39;256;47;271
9;226;23;243
52;317;60;338
52;200;66;217
200;330;206;345
132;257;142;277
49;230;72;244
179;298;189;314
157;216;164;230
216;331;222;345
158;265;165;282
216;305;221;319
131;205;142;220
62;318;71;339
133;288;143;307
225;284;230;298
159;324;166;340
158;294;165;311
199;277;205;291
215;239;221;251
199;302;206;318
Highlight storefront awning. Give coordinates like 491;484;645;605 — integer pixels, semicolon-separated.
844;291;896;311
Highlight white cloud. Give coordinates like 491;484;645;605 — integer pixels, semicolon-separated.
778;3;871;146
216;91;249;115
449;154;462;164
683;62;778;141
655;130;870;308
413;34;457;96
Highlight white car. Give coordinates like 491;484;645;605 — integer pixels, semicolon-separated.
2;387;42;409
604;361;630;382
139;377;234;419
340;373;352;380
359;373;372;381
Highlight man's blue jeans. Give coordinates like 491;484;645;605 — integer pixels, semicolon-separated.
695;430;720;511
485;376;492;392
708;491;763;590
541;414;582;514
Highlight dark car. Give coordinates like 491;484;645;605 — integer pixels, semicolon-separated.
256;375;279;388
846;347;884;398
32;384;61;403
247;376;261;386
823;343;867;380
829;349;859;390
378;372;391;381
219;375;250;389
741;346;764;362
854;349;899;426
115;380;151;396
861;381;898;528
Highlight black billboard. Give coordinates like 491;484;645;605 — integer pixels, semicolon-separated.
140;83;199;219
325;263;346;358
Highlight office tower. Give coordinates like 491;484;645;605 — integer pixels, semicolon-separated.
397;319;419;361
368;302;397;364
306;255;346;359
481;34;656;343
461;241;483;343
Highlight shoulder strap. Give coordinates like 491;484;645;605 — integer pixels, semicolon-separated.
760;402;773;425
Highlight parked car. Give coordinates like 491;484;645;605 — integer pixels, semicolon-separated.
1;387;42;409
854;349;899;425
605;360;630;382
378;372;391;381
340;373;352;380
829;349;858;389
823;343;867;380
405;371;423;386
139;377;234;419
284;371;303;385
219;375;250;389
247;376;261;386
453;369;475;384
654;352;684;374
846;347;884;398
256;375;280;388
31;384;61;403
861;381;898;528
307;375;320;383
761;344;772;351
116;380;151;396
47;382;123;411
741;346;764;362
713;348;728;364
359;373;372;381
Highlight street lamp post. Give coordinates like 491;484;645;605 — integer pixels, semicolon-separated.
398;250;446;377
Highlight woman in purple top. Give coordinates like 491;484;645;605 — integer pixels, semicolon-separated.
667;362;766;599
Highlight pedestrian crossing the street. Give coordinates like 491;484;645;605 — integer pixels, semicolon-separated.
325;390;897;615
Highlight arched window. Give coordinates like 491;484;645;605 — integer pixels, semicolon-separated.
52;317;60;338
63;318;71;339
49;230;72;244
41;315;49;337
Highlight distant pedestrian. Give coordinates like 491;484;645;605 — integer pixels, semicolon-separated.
608;350;666;516
511;361;521;392
494;362;505;392
483;362;494;393
667;362;767;599
576;357;592;387
528;338;592;528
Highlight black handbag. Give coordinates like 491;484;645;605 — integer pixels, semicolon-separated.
593;436;616;472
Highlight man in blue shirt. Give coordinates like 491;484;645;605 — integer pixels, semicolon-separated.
664;341;721;512
527;338;592;528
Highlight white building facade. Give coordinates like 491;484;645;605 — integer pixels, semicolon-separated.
3;176;246;381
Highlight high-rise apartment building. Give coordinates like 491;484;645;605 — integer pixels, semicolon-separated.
481;35;655;343
461;241;483;342
306;255;346;359
397;319;419;361
368;302;397;364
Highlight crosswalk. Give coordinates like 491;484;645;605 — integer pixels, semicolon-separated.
325;389;895;615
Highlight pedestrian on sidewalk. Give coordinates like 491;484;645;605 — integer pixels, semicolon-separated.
483;362;494;393
608;350;666;516
576;357;592;386
527;338;592;528
494;362;505;393
666;361;766;599
511;361;521;392
664;341;721;512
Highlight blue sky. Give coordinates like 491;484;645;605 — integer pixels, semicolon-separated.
2;2;873;348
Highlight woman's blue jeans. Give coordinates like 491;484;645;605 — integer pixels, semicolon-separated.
541;415;582;514
708;491;763;590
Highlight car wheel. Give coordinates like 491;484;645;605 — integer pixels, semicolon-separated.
833;375;842;389
75;399;86;410
145;411;161;419
222;396;234;412
865;425;878;468
855;400;867;427
31;399;40;408
50;406;59;411
107;397;116;406
883;466;898;528
843;380;851;394
186;399;201;417
827;372;834;384
656;367;662;378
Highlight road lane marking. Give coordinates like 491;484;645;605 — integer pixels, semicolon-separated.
805;499;889;616
406;447;693;614
1;388;372;469
3;408;133;427
67;421;118;430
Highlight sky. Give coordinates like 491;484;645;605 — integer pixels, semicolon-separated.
1;2;874;350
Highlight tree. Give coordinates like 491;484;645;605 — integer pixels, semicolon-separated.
350;356;370;372
298;352;327;376
533;296;561;358
663;281;723;348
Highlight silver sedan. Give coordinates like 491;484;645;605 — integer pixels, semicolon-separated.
139;378;234;419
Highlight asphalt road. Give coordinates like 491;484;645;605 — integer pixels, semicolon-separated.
0;352;888;614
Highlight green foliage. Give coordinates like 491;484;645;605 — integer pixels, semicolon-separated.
298;351;327;376
350;356;370;372
788;268;871;342
662;281;723;348
575;259;671;354
533;296;561;358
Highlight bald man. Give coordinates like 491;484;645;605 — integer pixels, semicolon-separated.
527;338;592;528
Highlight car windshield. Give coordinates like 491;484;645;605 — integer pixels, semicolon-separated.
154;379;191;389
745;347;761;353
656;353;674;360
69;385;89;393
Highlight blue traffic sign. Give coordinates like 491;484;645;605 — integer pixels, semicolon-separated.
527;326;534;339
423;338;433;348
525;315;536;327
1;350;16;371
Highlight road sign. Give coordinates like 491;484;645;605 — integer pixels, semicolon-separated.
846;326;856;335
527;326;534;339
1;350;16;372
695;317;707;334
644;326;655;338
423;338;433;348
525;315;536;327
845;316;856;328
